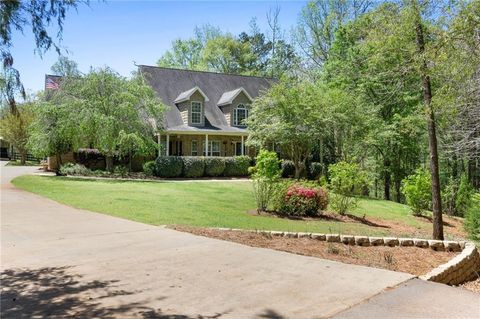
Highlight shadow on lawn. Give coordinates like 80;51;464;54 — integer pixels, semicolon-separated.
0;266;286;319
415;214;455;227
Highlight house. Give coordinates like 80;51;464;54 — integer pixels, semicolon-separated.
139;66;274;157
43;66;274;170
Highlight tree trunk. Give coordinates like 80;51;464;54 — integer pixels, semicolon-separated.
55;153;63;175
106;155;114;172
384;158;391;201
413;2;443;239
20;150;27;165
394;178;401;203
128;151;132;173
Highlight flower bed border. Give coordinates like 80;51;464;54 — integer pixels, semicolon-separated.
213;227;480;285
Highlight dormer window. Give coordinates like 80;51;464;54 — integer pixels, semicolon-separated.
191;101;203;125
233;104;248;126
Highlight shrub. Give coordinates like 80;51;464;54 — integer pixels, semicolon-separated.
252;150;281;212
205;157;225;177
183;157;205;178
329;193;358;215
224;156;251;176
143;161;156;177
254;149;281;180
328;161;366;215
281;160;295;178
59;163;92;176
442;175;473;217
401;168;432;216
308;162;322;180
155;156;183;178
328;161;366;196
113;165;128;177
278;183;328;217
465;193;480;241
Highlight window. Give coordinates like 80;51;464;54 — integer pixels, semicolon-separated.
191;101;202;125
191;140;198;156
203;141;221;156
233;104;248;126
235;142;246;156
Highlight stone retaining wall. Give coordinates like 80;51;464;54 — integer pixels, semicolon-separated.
215;228;480;285
420;242;480;285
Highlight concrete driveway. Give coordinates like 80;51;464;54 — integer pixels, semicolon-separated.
1;165;478;318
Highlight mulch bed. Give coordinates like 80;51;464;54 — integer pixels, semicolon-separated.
459;278;480;294
172;225;458;276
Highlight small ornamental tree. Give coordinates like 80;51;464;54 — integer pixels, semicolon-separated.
401;168;432;216
51;67;165;171
252;149;281;212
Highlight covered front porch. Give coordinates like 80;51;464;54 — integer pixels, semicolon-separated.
156;131;254;157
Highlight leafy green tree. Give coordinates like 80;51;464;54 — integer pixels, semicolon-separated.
1;0;87;113
157;38;204;70
0;104;34;164
294;0;372;68
51;56;81;77
117;130;148;172
28;100;77;170
45;68;165;171
247;78;324;179
202;35;256;74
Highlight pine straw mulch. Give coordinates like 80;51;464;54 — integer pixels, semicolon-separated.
459;278;480;294
172;226;458;276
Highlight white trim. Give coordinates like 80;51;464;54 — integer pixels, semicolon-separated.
217;87;253;106
165;130;248;137
190;101;203;125
174;86;210;104
233;103;249;126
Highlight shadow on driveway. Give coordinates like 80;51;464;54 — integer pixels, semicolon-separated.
0;266;287;319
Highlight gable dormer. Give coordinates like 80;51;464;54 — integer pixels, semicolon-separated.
217;88;253;127
174;86;209;126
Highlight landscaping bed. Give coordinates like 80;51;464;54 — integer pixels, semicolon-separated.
172;225;458;276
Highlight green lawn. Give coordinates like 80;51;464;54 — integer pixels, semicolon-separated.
12;175;434;237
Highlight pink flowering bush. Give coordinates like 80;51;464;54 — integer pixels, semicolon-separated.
278;183;329;217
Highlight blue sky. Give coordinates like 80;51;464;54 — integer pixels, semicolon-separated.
11;0;307;94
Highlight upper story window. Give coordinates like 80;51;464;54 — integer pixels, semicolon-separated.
191;101;202;125
233;104;249;126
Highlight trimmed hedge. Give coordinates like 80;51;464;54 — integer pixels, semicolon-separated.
183;157;205;178
155;156;183;177
151;156;252;178
224;156;251;176
205;157;226;177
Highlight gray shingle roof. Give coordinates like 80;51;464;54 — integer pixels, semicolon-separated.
139;65;274;134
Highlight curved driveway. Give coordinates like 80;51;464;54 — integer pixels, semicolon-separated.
1;164;478;318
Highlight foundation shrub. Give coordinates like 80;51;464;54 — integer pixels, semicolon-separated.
142;161;156;176
183;157;205;178
155;156;183;178
224;156;251;176
205;157;226;177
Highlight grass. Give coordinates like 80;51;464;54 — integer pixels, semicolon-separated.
11;175;448;237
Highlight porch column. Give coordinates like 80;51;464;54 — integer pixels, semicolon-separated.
157;133;161;157
205;134;209;157
166;134;170;156
241;135;245;156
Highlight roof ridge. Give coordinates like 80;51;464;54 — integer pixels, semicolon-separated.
137;64;276;80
